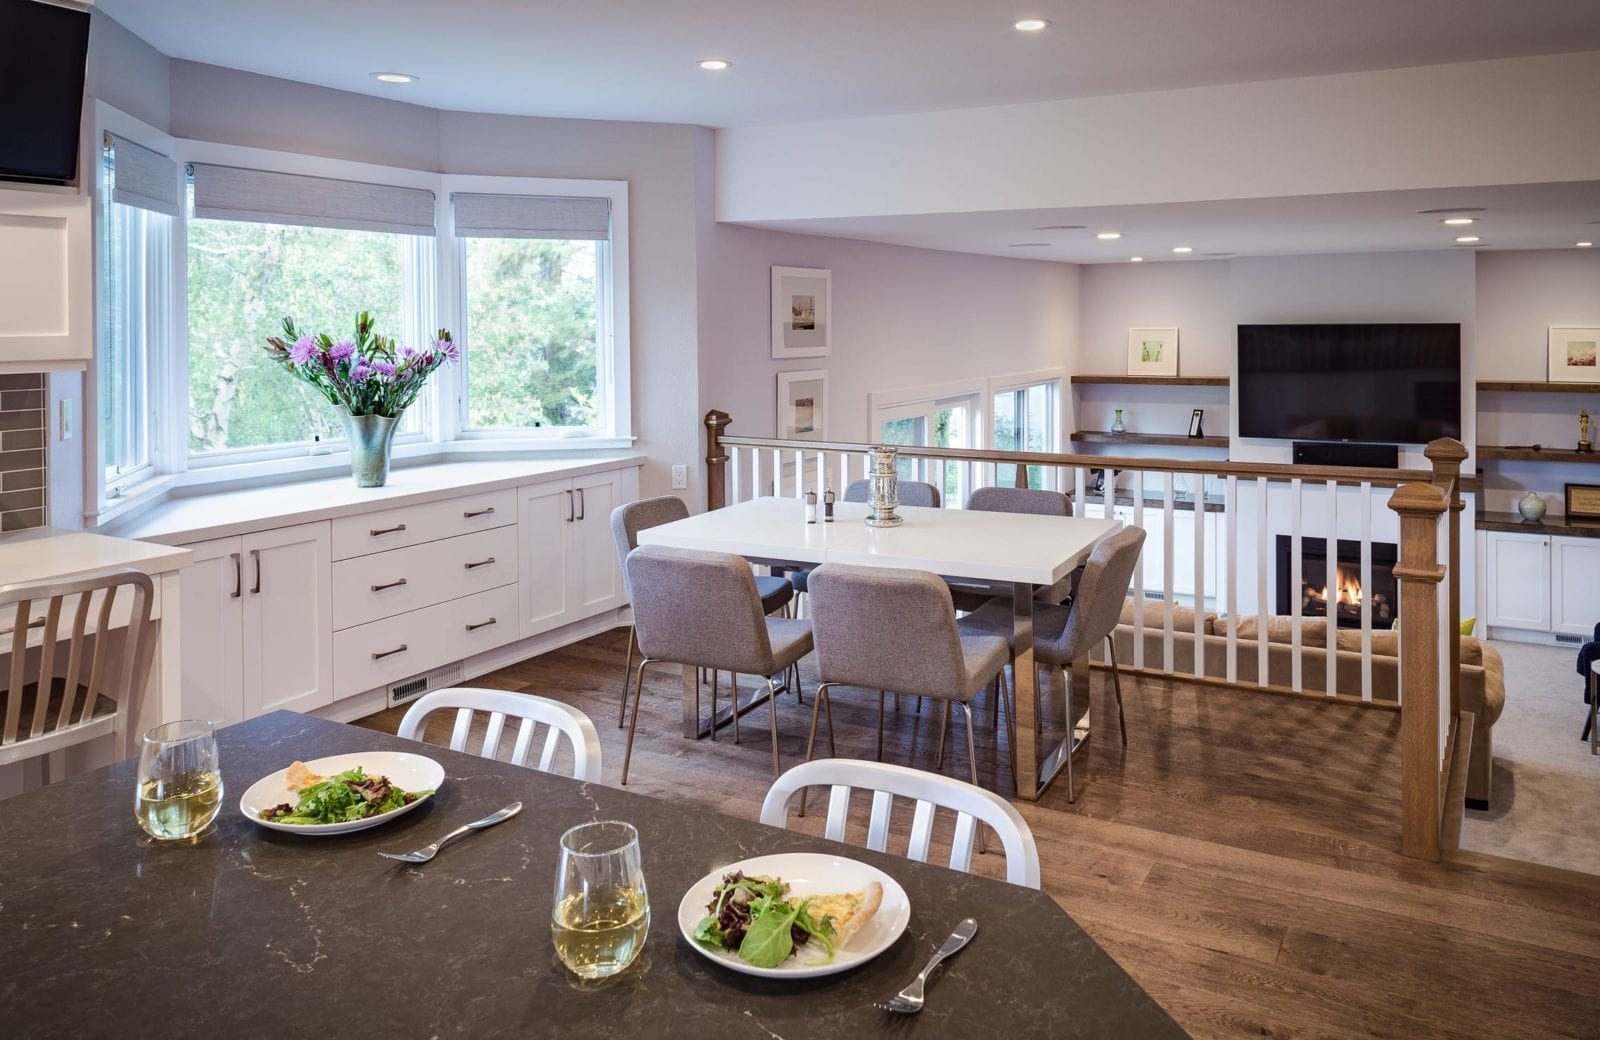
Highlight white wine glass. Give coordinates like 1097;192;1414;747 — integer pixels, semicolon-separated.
551;820;649;979
136;720;223;842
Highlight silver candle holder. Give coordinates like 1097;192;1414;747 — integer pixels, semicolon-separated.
865;444;904;528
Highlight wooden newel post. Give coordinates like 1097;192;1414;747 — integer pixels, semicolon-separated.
704;410;731;511
1424;438;1468;719
1388;481;1450;861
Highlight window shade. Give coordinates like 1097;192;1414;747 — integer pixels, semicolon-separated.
450;193;611;240
104;132;179;217
188;163;436;236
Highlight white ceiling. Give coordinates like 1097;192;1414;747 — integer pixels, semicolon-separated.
96;0;1600;128
736;182;1600;263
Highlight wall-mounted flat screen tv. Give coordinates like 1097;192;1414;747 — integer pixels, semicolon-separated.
0;0;91;185
1237;323;1461;445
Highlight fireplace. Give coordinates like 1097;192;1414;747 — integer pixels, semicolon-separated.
1274;537;1398;628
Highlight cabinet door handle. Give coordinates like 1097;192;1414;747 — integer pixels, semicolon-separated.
371;523;407;537
370;578;409;592
230;552;242;599
372;644;408;660
463;506;495;519
575;487;586;520
464;557;497;570
465;617;497;632
250;549;262;594
565;489;575;522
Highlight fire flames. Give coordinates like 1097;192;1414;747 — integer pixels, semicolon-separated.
1309;570;1362;607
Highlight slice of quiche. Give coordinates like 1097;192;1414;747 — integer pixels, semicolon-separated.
805;881;883;949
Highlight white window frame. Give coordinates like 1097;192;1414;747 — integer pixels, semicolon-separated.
990;369;1064;490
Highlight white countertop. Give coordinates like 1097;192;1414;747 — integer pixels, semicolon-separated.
0;528;192;588
105;454;644;545
638;497;1121;585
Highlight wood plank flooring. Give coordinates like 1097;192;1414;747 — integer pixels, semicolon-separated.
355;628;1600;1040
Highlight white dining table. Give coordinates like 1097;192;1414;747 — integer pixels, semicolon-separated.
637;496;1123;799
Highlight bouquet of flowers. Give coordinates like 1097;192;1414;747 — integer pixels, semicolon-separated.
264;312;457;418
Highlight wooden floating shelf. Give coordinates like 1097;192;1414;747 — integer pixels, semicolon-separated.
1071;430;1230;448
1070;375;1230;387
1477;381;1600;394
1476;445;1600;463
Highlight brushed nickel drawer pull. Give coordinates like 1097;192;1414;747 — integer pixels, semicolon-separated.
370;523;407;537
463;506;496;519
250;549;262;594
231;552;242;599
465;618;497;632
372;644;409;660
464;557;497;570
575;487;585;520
370;578;409;592
564;489;574;522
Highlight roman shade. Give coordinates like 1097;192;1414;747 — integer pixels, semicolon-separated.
188;163;436;236
450;193;611;240
104;132;179;217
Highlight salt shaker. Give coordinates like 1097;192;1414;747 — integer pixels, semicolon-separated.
805;490;818;524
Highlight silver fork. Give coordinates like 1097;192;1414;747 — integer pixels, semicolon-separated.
378;802;522;863
874;918;978;1014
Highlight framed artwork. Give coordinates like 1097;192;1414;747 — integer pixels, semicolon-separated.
772;266;831;359
1127;327;1179;377
1566;483;1600;521
777;369;828;441
1188;408;1205;438
1548;326;1600;384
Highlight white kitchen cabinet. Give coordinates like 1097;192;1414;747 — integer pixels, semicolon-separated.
1484;530;1552;632
0;187;92;373
1551;537;1600;637
178;521;334;722
570;470;628;618
517;470;631;638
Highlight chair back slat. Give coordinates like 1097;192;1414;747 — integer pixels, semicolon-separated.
60;592;93;725
824;784;852;843
32;596;63;738
866;790;894;852
80;587;120;725
947;813;977;874
396;688;602;782
907;800;936;863
4;600;26;744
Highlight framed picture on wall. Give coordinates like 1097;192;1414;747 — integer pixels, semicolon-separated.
772;266;832;359
1548;326;1600;383
777;369;828;441
1127;327;1179;377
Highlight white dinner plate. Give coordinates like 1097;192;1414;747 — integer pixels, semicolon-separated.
239;751;445;835
677;852;911;978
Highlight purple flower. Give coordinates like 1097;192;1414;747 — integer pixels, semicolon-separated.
289;335;319;367
435;338;460;363
399;343;419;360
329;339;356;362
348;361;375;383
373;360;397;381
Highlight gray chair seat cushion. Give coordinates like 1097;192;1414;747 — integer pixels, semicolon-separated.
757;574;795;613
765;616;815;670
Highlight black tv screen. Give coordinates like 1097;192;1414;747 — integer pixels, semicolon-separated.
1237;323;1461;445
0;0;91;184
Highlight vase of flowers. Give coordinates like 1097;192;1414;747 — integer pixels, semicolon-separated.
265;312;457;487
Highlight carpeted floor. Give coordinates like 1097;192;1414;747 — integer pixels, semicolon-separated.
1459;637;1600;875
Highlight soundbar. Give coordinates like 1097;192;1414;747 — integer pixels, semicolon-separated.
1292;441;1399;469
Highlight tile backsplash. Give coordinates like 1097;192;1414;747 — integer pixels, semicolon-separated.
0;373;47;531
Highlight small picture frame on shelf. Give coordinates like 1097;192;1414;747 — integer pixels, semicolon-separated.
1188;408;1205;439
1127;327;1179;377
1548;326;1600;384
1565;482;1600;521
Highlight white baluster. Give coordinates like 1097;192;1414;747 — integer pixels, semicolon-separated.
1193;479;1206;679
1132;480;1146;671
1162;471;1175;673
1225;475;1239;683
1325;479;1338;699
1290;477;1303;693
1360;481;1374;702
1256;476;1269;688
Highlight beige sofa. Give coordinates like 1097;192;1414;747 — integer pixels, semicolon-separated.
1111;598;1505;808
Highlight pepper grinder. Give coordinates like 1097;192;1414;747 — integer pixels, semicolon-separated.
1580;408;1593;453
823;488;836;523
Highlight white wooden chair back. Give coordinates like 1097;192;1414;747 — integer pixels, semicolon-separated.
0;569;155;769
760;758;1041;888
396;688;603;781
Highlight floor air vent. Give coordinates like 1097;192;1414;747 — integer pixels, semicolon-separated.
387;662;465;708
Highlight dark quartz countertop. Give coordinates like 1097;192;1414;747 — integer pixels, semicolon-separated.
0;711;1185;1039
1477;510;1600;538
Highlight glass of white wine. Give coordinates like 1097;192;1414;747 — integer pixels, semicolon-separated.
136;720;223;843
551;820;649;979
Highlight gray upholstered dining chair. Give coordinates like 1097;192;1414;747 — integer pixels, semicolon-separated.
804;563;1009;790
611;497;794;728
621;544;814;783
961;525;1147;801
950;485;1078;613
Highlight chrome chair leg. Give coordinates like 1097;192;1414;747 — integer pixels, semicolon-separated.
765;677;782;778
618;625;637;728
1107;636;1127;746
959;701;989;854
877;690;887;761
936;700;951;768
621;658;654;785
1062;664;1076;804
710;669;720;743
800;682;834;817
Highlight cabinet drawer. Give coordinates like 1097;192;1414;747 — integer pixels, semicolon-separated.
333;584;519;698
332;526;518;629
331;488;517;560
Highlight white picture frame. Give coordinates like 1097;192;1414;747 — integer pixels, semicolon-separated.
772;266;832;359
777;369;828;441
1548;326;1600;384
1127;327;1179;377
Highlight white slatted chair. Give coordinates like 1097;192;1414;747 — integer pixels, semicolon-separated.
396;688;603;782
759;758;1041;889
1;569;156;775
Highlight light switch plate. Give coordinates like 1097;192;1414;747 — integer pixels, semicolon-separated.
58;398;72;441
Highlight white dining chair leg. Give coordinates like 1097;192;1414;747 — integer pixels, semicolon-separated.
1107;636;1127;746
618;625;637;728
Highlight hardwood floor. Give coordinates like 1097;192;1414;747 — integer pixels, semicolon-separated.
356;628;1600;1040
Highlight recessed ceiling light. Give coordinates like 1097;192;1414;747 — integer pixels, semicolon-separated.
371;72;416;84
1013;18;1050;31
1129;256;1144;262
1579;241;1595;248
1033;224;1085;230
1441;217;1476;226
1008;242;1049;248
697;58;731;71
1172;246;1193;253
1455;235;1480;243
1096;231;1122;240
1417;207;1485;215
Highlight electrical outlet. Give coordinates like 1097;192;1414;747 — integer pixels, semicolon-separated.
58;399;72;441
671;464;688;489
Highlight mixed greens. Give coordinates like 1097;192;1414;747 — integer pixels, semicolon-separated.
692;873;836;968
259;767;428;825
